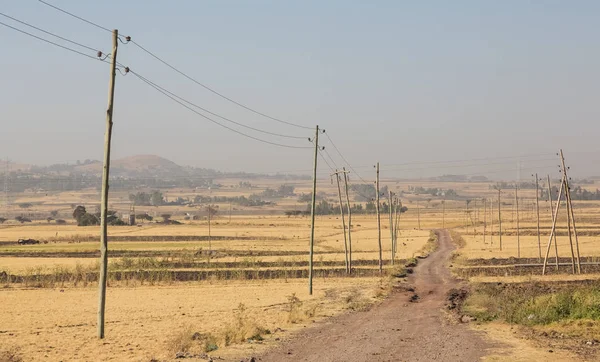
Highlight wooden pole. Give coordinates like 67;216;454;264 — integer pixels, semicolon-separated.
376;162;382;273
483;198;487;243
490;198;494;246
393;197;400;255
98;29;118;339
497;189;502;251
542;177;564;275
342;168;352;274
389;191;394;265
516;185;520;258
417;200;421;230
442;199;445;229
565;184;576;274
560;150;581;274
547;175;559;270
535;174;541;261
333;170;349;273
308;126;319;295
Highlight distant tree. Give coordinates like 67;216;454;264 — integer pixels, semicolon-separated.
151;191;164;206
15;216;32;223
18;203;33;209
47;217;54;223
73;206;87;222
206;205;219;217
50;210;59;217
0;217;7;224
55;219;67;225
161;214;171;222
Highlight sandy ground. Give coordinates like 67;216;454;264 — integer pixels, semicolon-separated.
0;278;382;361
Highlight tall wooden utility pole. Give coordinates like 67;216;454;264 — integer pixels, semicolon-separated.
332;170;349;273
375;162;382;273
207;205;212;250
560;150;581;274
543;176;565;275
98;29;118;339
388;191;394;265
490;198;494;246
516;185;520;258
547;175;559;270
495;187;502;251
534;174;541;261
416;200;421;230
483;198;487;243
342;168;352;273
308;125;320;295
442;199;445;229
393;196;400;256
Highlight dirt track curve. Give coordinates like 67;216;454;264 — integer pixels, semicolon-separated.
256;229;491;362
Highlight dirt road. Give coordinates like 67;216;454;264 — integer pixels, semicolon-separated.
257;230;491;362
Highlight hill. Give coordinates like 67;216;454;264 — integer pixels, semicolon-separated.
74;155;189;177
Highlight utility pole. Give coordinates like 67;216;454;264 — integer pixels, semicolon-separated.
560;150;581;274
442;199;445;229
516;185;520;258
490;198;494;246
308;125;320;295
389;191;394;265
207;205;212;250
393;196;400;257
495;186;502;251
416;200;421;230
375;162;382;273
534;174;541;261
547;175;559;270
342;168;352;274
98;29;118;339
332;170;349;273
543;177;565;275
483;198;487;243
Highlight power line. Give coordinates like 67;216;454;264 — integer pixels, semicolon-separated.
37;0;313;131
130;71;311;149
38;0;117;36
131;71;307;140
323;148;339;170
323;132;370;183
318;150;334;172
0;12;100;53
0;20;107;62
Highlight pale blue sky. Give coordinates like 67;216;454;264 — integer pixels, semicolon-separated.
1;1;599;179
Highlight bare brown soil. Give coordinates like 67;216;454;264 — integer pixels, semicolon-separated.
255;230;492;362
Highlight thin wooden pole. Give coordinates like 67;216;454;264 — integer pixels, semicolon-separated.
535;174;541;261
516;185;520;258
565;186;576;274
490;198;494;246
334;171;349;273
543;177;564;275
389;191;394;265
547;175;559;270
308;125;319;295
98;29;118;339
442;199;445;229
497;189;502;251
376;162;382;273
560;150;582;274
393;197;400;255
417;200;421;230
342;168;352;274
483;198;487;243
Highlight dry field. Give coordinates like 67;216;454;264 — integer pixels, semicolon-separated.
2;177;600;360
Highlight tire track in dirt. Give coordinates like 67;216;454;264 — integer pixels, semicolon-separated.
255;229;492;362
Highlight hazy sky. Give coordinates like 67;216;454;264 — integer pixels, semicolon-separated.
1;1;599;180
